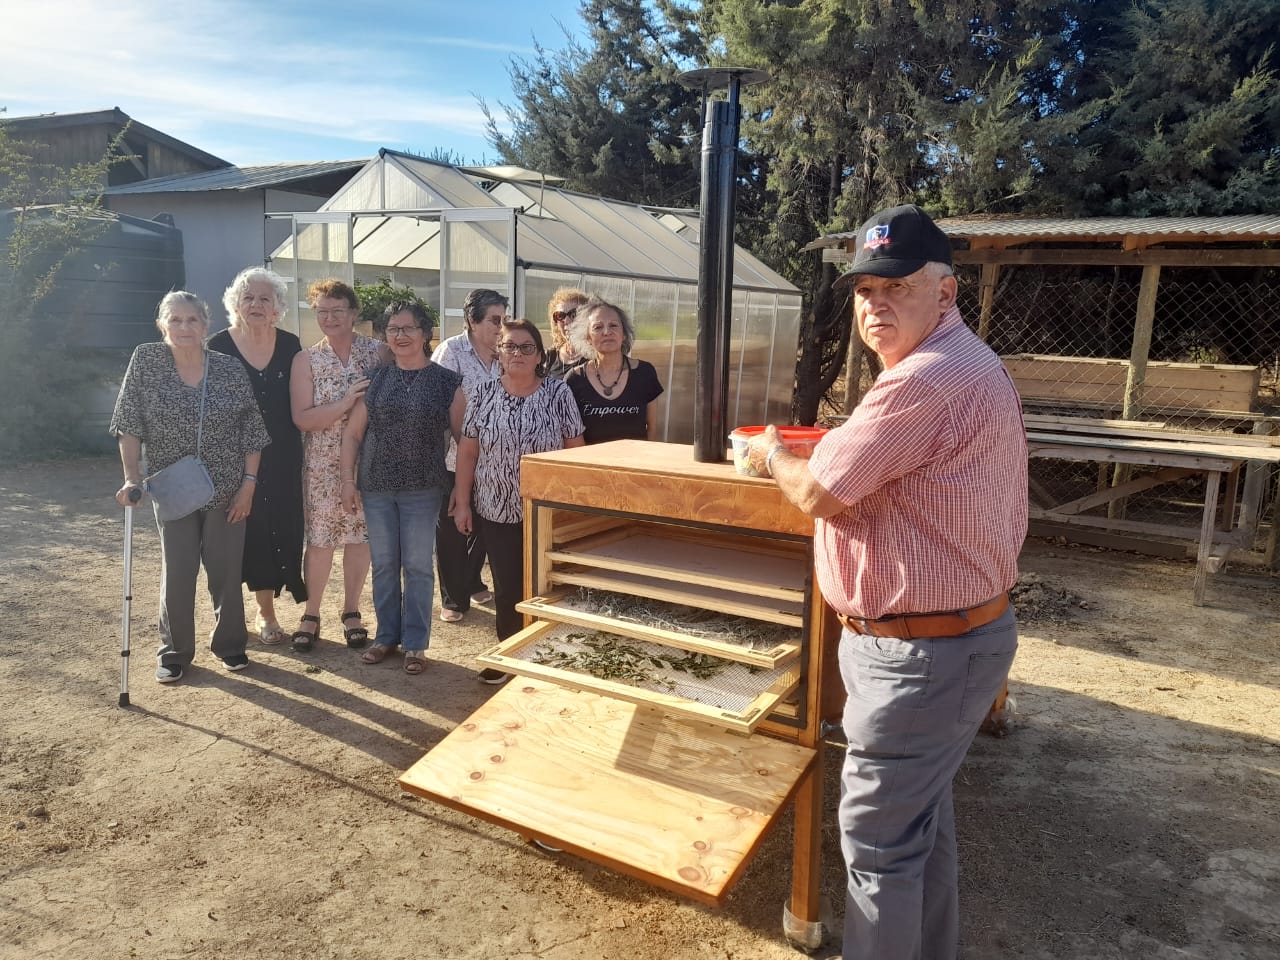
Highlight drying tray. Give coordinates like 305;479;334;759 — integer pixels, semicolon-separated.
478;620;801;735
517;590;801;669
546;526;807;602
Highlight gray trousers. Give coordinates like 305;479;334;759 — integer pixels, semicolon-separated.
838;607;1017;960
155;505;248;666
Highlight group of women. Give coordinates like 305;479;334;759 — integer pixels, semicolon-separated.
112;273;663;685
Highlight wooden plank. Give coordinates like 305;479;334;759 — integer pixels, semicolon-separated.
1193;469;1222;605
522;442;815;539
547;531;807;602
398;679;816;907
515;594;801;669
1023;414;1280;448
477;620;802;736
1027;432;1278;464
1028;505;1223;540
1048;466;1196;516
1027;519;1190;558
548;567;805;627
954;248;1280;267
1027;438;1236;471
977;262;1000;342
551;510;632;545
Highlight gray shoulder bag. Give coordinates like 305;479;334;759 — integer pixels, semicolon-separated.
145;351;216;522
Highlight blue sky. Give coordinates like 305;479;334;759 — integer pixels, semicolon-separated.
3;0;588;166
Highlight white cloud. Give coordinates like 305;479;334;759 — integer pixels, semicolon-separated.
0;0;530;160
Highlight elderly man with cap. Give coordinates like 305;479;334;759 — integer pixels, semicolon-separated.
747;204;1027;960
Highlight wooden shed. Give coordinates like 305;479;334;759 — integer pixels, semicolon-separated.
806;215;1280;589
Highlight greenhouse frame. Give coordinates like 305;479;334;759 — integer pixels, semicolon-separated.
267;149;803;443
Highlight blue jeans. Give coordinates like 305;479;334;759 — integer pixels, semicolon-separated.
362;488;442;653
837;607;1017;960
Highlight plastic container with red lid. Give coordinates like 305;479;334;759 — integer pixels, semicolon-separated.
728;425;829;477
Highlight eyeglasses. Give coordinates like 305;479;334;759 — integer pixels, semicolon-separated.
315;308;349;319
385;324;422;338
498;342;538;356
552;307;579;322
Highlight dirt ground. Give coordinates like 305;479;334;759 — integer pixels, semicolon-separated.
1;456;1277;960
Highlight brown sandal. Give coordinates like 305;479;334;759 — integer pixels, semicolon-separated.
341;611;369;649
291;614;320;652
361;642;394;664
403;651;428;675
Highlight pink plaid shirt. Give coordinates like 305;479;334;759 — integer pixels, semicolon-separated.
808;307;1027;619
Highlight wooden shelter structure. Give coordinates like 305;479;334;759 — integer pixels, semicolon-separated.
805;215;1280;593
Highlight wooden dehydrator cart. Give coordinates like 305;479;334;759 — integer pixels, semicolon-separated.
399;441;844;946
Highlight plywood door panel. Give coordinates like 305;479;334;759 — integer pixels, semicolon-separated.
398;679;817;906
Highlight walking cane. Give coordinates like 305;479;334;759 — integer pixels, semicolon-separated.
119;486;142;707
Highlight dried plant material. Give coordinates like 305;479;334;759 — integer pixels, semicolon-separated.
560;587;798;651
531;632;731;687
515;623;798;713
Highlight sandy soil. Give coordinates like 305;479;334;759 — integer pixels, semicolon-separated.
1;456;1277;960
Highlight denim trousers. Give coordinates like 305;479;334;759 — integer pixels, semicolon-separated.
362;488;442;653
838;607;1017;960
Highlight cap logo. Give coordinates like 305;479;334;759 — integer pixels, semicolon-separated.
864;223;891;250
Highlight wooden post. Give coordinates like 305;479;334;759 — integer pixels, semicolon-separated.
1193;468;1223;605
1122;264;1160;420
1111;264;1161;519
1239;419;1278;539
843;329;865;415
977;262;1000;342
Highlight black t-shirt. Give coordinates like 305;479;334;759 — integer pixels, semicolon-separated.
564;359;664;444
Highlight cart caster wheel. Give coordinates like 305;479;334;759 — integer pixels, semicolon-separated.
782;899;831;952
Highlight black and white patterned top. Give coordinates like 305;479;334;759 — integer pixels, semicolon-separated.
463;377;585;523
358;362;462;494
110;342;271;509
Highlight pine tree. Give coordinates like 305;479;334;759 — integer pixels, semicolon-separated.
483;0;706;207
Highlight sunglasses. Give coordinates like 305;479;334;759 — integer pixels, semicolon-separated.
552;307;579;322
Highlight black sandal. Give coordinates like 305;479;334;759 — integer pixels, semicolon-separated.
341;611;369;649
291;614;320;652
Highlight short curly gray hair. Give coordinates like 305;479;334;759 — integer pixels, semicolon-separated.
223;267;288;328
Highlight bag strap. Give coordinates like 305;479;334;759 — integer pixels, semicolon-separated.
195;350;209;458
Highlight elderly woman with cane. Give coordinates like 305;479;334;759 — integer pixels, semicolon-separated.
112;291;271;683
209;266;307;648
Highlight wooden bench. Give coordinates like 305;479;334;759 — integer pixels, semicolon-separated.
1024;415;1280;601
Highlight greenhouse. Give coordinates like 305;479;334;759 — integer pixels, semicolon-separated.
267;149;802;443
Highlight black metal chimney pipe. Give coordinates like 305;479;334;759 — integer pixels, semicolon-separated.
694;96;736;461
680;67;769;463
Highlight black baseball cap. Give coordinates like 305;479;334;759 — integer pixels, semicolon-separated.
837;204;952;283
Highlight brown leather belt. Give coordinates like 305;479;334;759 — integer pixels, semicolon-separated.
836;594;1010;640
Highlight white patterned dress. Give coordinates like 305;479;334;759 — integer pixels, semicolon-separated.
302;334;385;547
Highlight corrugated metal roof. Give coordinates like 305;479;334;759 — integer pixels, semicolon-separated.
805;214;1280;250
103;160;367;195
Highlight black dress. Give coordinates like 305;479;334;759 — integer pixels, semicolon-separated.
207;328;307;602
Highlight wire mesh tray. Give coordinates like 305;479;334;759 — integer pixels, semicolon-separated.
479;620;802;735
516;587;801;669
